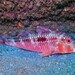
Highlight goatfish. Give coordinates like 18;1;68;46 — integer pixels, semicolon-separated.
0;26;75;56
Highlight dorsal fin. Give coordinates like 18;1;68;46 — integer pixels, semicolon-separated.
36;26;51;34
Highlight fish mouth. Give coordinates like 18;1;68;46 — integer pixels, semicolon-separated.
74;40;75;44
73;41;75;52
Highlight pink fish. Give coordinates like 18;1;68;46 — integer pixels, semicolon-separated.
0;26;75;56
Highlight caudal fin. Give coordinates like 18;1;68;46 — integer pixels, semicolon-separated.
0;35;5;44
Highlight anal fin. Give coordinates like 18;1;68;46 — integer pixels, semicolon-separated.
40;51;53;56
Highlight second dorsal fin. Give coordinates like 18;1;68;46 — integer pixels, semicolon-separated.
16;29;29;38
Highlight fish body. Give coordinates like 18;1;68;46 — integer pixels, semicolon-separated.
0;26;75;56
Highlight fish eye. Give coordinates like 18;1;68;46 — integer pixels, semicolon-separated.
65;38;72;43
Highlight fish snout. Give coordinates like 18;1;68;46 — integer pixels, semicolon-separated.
72;41;75;48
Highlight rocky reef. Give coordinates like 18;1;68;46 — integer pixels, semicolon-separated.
0;0;75;36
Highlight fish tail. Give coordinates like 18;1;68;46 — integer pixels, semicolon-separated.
0;35;5;44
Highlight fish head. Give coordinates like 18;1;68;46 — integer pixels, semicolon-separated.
58;33;75;53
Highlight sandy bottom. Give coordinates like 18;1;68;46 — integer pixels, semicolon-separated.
0;44;75;75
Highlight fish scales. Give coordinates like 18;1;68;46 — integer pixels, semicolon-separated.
0;26;75;56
